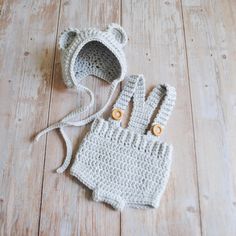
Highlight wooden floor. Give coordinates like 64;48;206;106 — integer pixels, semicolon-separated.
0;0;236;235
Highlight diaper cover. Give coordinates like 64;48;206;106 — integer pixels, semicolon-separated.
70;75;176;210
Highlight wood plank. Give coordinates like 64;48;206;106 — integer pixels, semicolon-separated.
38;0;121;235
0;0;60;235
121;0;201;235
181;0;236;235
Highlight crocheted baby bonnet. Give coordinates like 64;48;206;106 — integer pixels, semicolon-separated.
70;75;176;210
35;24;127;173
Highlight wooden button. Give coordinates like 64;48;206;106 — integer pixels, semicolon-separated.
111;108;123;120
152;124;163;136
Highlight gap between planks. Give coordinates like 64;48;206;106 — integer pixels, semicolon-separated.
179;0;203;235
37;0;63;235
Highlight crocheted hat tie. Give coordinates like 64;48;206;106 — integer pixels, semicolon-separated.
35;24;127;173
35;81;118;173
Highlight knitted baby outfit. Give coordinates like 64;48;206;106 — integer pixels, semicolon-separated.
35;24;127;173
70;75;176;210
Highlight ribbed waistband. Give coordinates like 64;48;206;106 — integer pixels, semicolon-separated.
89;118;173;157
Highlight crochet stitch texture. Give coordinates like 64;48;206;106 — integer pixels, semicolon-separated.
70;75;176;210
35;24;127;173
58;23;127;88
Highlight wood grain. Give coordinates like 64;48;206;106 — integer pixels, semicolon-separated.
0;0;60;235
181;0;236;235
120;0;201;235
38;0;121;235
0;0;236;235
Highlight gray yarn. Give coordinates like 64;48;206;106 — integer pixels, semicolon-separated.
70;75;176;210
34;24;177;211
59;24;127;88
35;24;127;173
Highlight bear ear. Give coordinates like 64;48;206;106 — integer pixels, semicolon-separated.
107;23;128;47
58;28;79;50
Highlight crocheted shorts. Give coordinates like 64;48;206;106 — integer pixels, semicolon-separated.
70;118;173;210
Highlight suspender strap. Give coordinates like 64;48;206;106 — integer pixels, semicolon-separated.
151;84;176;127
35;80;119;173
111;75;176;135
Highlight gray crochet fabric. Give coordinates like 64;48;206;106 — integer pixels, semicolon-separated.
35;24;127;173
70;75;176;210
58;23;127;88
